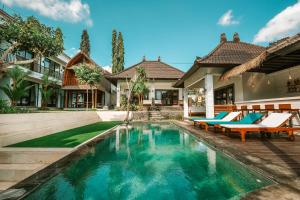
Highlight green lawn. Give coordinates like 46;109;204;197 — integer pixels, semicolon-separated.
8;121;121;148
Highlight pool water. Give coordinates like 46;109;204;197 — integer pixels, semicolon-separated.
25;123;272;200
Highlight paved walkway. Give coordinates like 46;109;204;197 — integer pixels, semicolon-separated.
0;148;72;192
174;120;300;199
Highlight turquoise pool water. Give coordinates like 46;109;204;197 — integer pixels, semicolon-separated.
25;123;272;200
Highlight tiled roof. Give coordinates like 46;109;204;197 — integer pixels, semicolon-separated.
110;60;184;79
173;40;265;88
200;41;265;65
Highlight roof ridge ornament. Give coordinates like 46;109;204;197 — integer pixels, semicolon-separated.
233;32;240;43
143;56;146;61
220;33;227;43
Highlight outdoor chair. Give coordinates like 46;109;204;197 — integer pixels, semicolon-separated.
209;112;264;131
221;113;300;142
195;111;241;131
188;111;228;126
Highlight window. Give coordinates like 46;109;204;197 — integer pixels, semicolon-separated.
214;85;235;105
155;89;179;105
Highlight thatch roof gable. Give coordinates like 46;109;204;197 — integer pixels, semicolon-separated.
220;33;300;80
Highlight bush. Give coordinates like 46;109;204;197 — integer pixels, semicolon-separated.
175;113;183;120
0;99;32;114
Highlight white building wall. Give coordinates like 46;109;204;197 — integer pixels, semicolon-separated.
116;79;182;106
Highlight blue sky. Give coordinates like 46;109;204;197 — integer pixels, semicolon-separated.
1;0;300;72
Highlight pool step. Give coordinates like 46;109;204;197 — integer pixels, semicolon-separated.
149;111;165;120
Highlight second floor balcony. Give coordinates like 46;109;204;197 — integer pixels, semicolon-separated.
0;48;64;81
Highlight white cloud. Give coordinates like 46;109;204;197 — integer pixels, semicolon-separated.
253;1;300;43
65;47;80;57
0;0;93;26
102;65;112;73
218;10;239;26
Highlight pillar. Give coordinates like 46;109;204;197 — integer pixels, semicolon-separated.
205;74;214;118
36;84;42;108
116;81;121;107
183;88;189;119
57;89;61;108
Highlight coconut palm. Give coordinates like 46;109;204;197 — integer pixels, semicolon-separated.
124;66;147;122
0;66;32;107
40;72;56;109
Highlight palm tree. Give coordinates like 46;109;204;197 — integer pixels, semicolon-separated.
40;72;56;109
124;66;147;123
0;66;32;107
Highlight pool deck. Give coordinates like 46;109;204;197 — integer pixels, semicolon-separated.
174;120;300;199
0;124;120;199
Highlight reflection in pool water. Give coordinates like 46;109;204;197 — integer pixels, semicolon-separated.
25;123;272;200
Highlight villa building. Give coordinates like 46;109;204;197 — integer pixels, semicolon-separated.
62;52;112;109
175;33;300;122
109;57;184;108
0;8;70;108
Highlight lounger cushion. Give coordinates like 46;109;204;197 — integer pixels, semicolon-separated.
195;112;241;122
221;113;292;129
189;111;228;121
207;113;263;125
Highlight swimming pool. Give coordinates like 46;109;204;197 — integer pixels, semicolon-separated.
24;122;272;200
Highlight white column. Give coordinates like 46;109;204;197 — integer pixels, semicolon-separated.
205;74;214;118
57;90;61;108
183;88;189;119
150;83;155;102
116;81;121;107
36;84;42;108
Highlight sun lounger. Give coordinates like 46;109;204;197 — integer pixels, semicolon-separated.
188;111;228;126
195;111;241;131
189;111;228;121
208;112;264;130
221;113;300;142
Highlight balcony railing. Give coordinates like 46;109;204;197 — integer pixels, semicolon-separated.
0;48;63;80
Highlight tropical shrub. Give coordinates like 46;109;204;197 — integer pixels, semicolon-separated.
0;67;32;107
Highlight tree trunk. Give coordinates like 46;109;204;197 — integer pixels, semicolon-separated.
86;88;89;110
0;42;19;62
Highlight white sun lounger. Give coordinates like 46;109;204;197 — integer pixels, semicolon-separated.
194;112;241;131
194;112;241;123
221;113;299;142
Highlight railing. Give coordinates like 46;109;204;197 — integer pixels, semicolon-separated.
1;48;63;80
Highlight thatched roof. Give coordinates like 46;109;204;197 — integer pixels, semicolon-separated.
220;33;300;80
